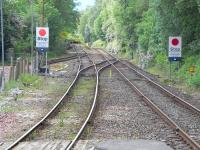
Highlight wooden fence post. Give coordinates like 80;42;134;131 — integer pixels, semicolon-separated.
15;58;20;80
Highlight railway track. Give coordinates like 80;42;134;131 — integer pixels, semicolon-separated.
5;50;82;149
5;45;200;150
5;45;114;150
79;64;191;150
37;46;198;150
47;52;86;65
99;49;200;150
63;48;194;150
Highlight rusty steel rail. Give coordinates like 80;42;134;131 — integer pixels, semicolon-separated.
65;47;118;150
6;52;110;150
5;56;81;150
47;55;84;65
99;48;200;115
122;61;200;116
65;59;118;150
110;61;200;150
100;51;200;150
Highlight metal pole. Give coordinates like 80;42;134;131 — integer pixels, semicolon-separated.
170;61;171;82
1;0;4;92
42;0;44;25
36;51;38;74
45;51;47;77
30;0;34;75
36;22;38;74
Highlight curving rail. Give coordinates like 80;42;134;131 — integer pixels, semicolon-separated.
65;59;118;150
6;55;82;150
64;46;118;150
6;46;114;150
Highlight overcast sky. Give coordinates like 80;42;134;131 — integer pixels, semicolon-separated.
75;0;95;11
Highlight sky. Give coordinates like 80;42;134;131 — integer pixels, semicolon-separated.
75;0;95;11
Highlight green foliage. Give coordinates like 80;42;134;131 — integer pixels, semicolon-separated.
92;40;106;48
177;56;200;88
19;74;41;87
79;0;200;88
189;75;200;88
1;0;79;59
5;80;20;91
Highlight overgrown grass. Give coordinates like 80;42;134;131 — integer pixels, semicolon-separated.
92;40;106;48
19;74;41;87
48;48;66;59
72;78;95;96
147;54;200;91
0;105;22;112
59;111;76;127
5;80;21;91
67;132;77;140
4;73;43;92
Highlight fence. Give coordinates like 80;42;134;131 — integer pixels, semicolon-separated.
9;57;30;81
0;57;30;89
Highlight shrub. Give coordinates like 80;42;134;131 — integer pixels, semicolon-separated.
92;40;106;48
5;80;20;91
19;74;41;87
189;75;200;88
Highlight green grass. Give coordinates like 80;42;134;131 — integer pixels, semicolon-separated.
5;80;21;91
67;132;77;140
19;74;41;87
0;105;22;112
5;74;43;91
48;50;65;59
72;78;95;96
58;111;76;127
147;66;168;81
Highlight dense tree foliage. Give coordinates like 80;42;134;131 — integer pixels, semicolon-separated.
0;0;78;58
79;0;200;88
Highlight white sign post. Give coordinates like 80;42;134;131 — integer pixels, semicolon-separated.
168;36;182;61
36;27;49;75
168;36;182;82
36;27;49;49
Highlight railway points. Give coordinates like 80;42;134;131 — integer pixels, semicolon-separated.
1;45;200;150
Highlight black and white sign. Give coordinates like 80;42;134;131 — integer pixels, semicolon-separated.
36;27;49;49
168;37;182;61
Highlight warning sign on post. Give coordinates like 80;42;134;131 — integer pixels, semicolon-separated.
36;27;49;48
168;37;182;61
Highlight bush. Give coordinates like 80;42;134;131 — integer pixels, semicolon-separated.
5;80;20;91
92;40;106;48
19;74;41;87
177;56;200;88
189;75;200;88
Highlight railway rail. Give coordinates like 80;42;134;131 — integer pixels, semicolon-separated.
64;48;195;150
99;49;200;150
6;45;114;150
5;45;200;150
5;51;82;150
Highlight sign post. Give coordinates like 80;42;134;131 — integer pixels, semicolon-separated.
0;0;5;92
168;37;182;61
36;27;49;75
36;27;49;49
168;36;182;82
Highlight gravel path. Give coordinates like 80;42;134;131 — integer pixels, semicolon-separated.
84;67;191;150
115;62;200;145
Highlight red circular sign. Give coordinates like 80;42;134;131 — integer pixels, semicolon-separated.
172;38;179;46
39;29;46;36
